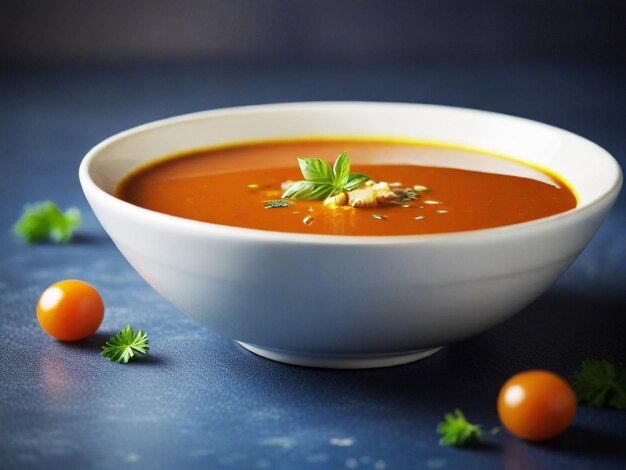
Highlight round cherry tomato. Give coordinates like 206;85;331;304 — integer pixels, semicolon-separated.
498;370;576;441
37;280;104;341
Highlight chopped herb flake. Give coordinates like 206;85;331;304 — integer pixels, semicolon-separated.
394;188;420;203
264;200;293;209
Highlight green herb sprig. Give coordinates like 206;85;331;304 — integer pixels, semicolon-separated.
13;201;81;244
437;409;494;447
572;359;626;410
281;152;370;200
101;325;149;364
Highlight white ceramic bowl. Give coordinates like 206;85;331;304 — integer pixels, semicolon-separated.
80;102;621;368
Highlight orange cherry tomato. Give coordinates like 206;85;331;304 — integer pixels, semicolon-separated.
37;280;104;341
498;370;576;441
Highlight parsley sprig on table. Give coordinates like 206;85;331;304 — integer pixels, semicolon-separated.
281;152;371;200
437;409;486;446
572;359;626;410
14;201;81;244
101;325;149;364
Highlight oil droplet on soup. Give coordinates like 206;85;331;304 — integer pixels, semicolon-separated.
117;140;577;236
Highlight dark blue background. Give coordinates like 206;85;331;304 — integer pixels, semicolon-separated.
1;62;625;469
1;0;625;63
1;1;626;469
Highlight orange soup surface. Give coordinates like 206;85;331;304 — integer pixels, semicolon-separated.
117;140;577;236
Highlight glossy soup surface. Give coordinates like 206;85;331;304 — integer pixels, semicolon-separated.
117;140;577;236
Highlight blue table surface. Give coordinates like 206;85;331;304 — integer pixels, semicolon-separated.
1;62;625;469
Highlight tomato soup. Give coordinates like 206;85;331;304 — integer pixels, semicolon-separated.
117;140;577;236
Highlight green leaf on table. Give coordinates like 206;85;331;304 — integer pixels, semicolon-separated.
572;359;626;410
437;409;484;447
101;325;149;364
13;201;81;244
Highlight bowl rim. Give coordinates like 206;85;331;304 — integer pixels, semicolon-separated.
79;101;622;246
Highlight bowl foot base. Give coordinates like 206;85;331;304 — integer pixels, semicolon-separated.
237;342;443;369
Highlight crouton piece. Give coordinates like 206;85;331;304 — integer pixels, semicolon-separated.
348;186;377;208
323;191;348;208
372;182;396;204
